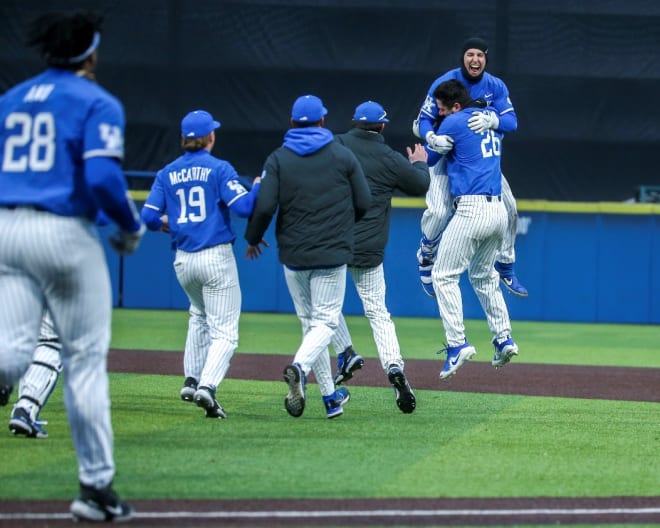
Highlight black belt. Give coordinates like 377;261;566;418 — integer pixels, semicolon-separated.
453;195;502;206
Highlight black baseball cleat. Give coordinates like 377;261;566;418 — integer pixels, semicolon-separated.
193;386;227;419
387;365;416;414
180;377;198;402
333;346;364;385
70;482;134;522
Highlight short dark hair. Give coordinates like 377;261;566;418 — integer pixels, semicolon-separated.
433;79;472;109
291;120;323;128
351;122;383;133
27;11;103;68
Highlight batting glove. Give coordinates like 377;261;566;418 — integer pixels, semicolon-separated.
467;110;499;134
109;223;146;255
425;131;454;154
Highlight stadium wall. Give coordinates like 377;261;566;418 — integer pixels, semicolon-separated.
101;201;660;324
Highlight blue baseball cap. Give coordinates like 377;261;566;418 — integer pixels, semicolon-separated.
181;110;221;138
353;101;389;123
291;95;328;123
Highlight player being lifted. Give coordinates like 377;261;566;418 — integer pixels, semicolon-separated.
413;37;528;299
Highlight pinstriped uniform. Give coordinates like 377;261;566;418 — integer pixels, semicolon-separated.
284;266;346;396
174;244;240;389
346;265;402;370
142;143;260;405
183;305;210;382
0;208;116;486
421;162;518;264
431;97;514;349
432;196;511;344
13;310;63;423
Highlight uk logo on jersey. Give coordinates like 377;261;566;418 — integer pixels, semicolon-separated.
226;179;247;195
421;95;435;115
99;123;124;151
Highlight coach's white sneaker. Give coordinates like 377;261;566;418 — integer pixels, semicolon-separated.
439;342;476;380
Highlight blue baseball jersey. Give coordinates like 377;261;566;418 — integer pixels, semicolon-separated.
144;149;249;251
438;108;503;198
418;68;517;140
0;68;125;219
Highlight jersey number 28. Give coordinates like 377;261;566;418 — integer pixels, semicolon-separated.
2;112;55;172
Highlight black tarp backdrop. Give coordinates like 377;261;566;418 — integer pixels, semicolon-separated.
1;0;659;201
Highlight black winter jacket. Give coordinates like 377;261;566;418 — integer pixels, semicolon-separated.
245;127;371;268
335;128;429;267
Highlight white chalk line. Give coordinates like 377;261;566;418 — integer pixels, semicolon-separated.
1;506;660;521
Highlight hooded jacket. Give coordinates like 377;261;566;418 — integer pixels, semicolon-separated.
245;126;371;268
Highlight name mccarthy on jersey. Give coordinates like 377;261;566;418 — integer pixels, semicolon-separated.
169;166;211;185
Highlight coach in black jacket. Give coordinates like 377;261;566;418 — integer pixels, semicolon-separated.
330;100;430;415
245;94;371;420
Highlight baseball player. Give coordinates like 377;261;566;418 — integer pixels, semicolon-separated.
141;109;262;420
0;10;143;522
6;311;62;439
429;79;519;380
245;95;371;419
412;37;528;299
329;101;430;414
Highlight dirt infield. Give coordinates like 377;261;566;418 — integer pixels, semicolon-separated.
109;349;660;403
1;350;658;527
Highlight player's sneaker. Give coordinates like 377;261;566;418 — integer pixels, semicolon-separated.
439;341;476;380
193;386;227;419
387;365;416;414
417;236;440;298
283;363;306;418
9;407;48;438
492;336;519;368
322;387;350;419
494;261;528;298
0;385;12;406
333;346;364;385
70;482;134;522
180;377;198;402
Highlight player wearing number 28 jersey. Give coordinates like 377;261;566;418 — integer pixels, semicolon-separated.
0;10;143;521
141;109;260;419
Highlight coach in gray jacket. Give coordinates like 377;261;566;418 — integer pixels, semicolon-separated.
330;100;430;414
245;94;371;419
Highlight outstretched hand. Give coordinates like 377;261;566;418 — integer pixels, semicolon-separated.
406;143;428;163
245;239;269;260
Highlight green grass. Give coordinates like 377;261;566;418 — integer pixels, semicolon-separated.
1;309;658;528
112;309;660;368
1;374;658;500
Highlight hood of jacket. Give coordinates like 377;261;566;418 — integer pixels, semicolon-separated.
283;127;334;156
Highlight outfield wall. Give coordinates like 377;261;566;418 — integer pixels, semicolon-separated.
102;200;660;324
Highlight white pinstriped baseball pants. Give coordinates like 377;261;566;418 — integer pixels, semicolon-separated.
421;160;518;263
284;265;346;397
332;264;404;371
174;243;240;393
431;196;513;346
0;207;115;488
